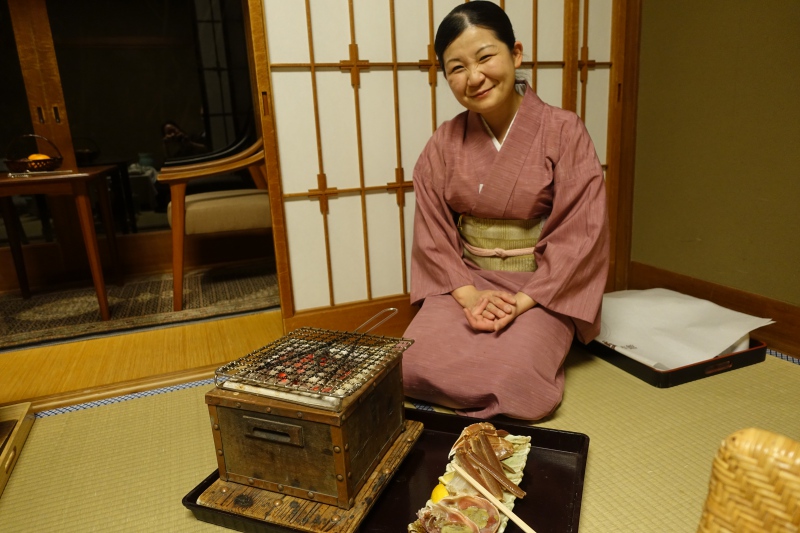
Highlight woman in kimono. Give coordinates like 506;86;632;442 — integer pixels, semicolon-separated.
402;2;609;421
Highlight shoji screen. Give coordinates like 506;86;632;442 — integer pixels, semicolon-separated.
577;0;612;172
261;0;615;321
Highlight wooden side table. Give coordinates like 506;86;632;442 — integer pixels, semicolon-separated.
0;165;120;321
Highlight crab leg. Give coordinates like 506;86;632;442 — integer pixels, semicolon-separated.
465;449;526;499
455;448;504;499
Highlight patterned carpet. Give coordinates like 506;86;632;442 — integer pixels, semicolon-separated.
0;259;280;351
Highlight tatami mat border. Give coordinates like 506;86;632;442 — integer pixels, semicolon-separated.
32;349;795;419
35;378;216;418
767;348;799;365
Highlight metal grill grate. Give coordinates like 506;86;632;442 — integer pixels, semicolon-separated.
214;322;413;408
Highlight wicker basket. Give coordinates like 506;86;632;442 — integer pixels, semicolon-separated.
4;134;63;173
697;427;800;532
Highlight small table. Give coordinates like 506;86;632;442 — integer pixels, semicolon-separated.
0;165;120;321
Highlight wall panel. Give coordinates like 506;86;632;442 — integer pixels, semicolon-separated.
283;199;329;310
316;71;359;189
308;0;350;64
328;194;368;304
271;71;317;193
403;188;415;295
585;68;610;165
366;192;404;298
353;0;393;63
538;1;565;61
360;71;397;188
393;0;428;62
263;0;309;63
397;69;431;172
535;68;563;107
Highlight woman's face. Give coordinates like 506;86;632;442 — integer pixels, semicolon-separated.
442;26;523;119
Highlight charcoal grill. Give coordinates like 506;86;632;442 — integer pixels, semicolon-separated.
214;309;413;411
205;308;418;509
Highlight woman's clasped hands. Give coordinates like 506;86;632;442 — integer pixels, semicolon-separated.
451;285;535;332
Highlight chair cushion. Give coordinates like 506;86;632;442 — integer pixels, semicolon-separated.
168;189;271;235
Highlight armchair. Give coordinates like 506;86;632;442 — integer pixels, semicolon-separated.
156;138;271;311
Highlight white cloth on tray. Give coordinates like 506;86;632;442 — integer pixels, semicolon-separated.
595;289;774;370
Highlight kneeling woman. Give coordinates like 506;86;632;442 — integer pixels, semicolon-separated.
402;2;609;421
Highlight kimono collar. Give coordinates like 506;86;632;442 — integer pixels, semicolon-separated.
467;83;547;217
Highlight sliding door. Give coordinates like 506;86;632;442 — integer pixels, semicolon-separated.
254;0;635;334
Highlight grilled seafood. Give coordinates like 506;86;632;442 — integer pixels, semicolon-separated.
410;423;532;533
416;495;501;533
449;422;515;461
450;424;525;499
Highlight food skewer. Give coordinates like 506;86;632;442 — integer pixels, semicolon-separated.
451;463;537;533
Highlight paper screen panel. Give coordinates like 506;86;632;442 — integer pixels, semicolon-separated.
436;81;466;127
538;0;565;61
433;0;463;36
365;193;404;298
586;0;612;63
284;199;330;310
272;70;319;194
308;0;350;65
328;195;369;304
393;0;428;63
261;0;617;315
316;71;360;189
397;70;432;174
517;66;534;90
353;0;392;63
578;0;612;164
536;67;563;107
404;189;416;292
505;0;534;58
264;0;309;64
359;70;397;188
583;68;610;166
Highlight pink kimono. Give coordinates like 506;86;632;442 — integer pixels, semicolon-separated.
402;85;609;420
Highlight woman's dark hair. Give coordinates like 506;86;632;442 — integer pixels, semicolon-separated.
434;1;516;73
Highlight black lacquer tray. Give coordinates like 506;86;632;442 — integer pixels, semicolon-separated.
183;408;589;533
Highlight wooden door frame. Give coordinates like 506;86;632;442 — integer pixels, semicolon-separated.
606;0;642;291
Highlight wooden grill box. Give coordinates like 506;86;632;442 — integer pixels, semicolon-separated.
205;356;405;510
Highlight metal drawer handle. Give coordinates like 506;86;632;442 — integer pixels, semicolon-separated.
705;360;733;375
244;416;304;447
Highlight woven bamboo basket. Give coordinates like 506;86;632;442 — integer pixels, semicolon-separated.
697;427;800;532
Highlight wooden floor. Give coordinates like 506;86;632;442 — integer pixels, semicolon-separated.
0;308;284;412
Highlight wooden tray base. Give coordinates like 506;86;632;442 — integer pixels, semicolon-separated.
193;419;424;532
0;403;35;498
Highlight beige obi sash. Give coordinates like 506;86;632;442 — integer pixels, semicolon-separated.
457;214;544;272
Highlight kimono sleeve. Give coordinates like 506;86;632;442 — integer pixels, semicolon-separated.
521;113;609;332
409;139;474;305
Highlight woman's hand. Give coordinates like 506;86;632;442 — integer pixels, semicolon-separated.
452;286;536;332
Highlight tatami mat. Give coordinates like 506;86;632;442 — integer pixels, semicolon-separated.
1;345;798;532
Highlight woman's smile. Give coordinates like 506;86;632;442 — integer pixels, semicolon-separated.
470;86;494;98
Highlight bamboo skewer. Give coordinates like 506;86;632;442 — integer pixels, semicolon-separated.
452;463;537;533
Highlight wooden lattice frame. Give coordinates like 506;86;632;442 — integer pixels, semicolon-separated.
254;0;632;324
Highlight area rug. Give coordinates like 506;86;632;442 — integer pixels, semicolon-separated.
0;260;280;351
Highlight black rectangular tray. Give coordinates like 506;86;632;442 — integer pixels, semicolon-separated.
183;408;589;533
588;337;767;388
